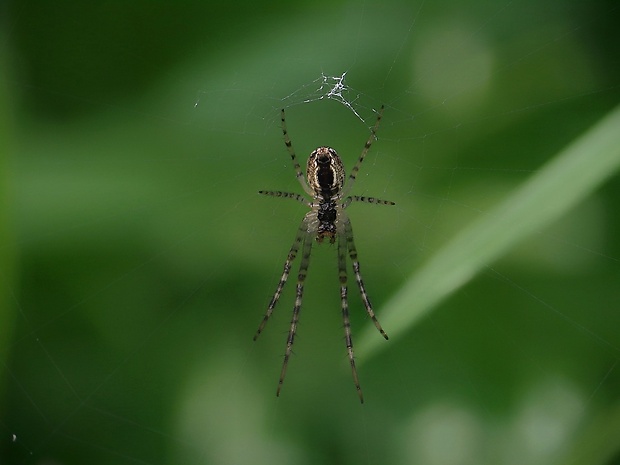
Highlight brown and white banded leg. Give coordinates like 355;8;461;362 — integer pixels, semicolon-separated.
340;105;385;198
343;215;389;340
281;108;314;197
258;190;311;206
277;228;313;396
338;230;364;403
254;218;308;340
341;195;395;209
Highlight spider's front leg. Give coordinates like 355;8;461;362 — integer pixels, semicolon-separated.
343;217;388;340
254;218;308;340
277;222;314;397
337;230;364;403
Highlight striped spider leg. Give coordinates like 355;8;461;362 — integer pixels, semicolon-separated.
255;106;393;403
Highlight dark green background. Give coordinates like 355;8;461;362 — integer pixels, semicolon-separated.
2;1;619;464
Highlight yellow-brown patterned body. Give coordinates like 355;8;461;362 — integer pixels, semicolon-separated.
306;147;345;200
305;147;345;242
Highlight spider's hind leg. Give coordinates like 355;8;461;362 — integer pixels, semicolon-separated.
281;108;314;197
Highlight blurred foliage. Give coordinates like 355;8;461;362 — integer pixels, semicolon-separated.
2;1;620;464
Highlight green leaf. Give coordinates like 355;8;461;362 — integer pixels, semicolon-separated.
357;103;620;361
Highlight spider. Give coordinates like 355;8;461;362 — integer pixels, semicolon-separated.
254;105;394;403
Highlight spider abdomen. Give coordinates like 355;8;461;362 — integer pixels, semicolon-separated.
307;146;345;198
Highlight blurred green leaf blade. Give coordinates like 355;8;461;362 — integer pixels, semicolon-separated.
357;103;620;360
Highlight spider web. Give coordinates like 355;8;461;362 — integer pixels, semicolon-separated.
281;72;368;123
2;1;620;465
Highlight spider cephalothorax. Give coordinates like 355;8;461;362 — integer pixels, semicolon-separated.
255;106;394;403
316;199;338;243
